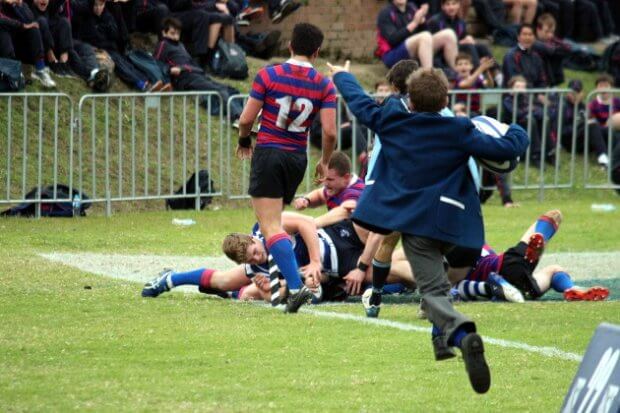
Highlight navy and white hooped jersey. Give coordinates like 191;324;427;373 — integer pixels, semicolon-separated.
243;223;339;279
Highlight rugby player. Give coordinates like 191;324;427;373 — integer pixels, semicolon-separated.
236;23;337;313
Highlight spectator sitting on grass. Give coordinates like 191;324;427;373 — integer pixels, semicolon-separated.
153;17;243;119
532;13;571;87
502;24;548;90
375;0;458;70
426;0;493;68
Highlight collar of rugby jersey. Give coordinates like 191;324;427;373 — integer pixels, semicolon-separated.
286;58;314;68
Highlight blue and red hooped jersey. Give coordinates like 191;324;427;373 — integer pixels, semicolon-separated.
466;244;503;282
323;175;365;210
250;59;337;153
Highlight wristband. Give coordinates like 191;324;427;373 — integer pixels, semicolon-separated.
303;196;311;205
238;136;251;148
357;261;369;272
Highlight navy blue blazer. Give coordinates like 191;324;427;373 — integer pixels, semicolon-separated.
333;72;529;248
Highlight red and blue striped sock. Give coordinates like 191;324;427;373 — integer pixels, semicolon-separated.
266;233;302;291
169;268;214;287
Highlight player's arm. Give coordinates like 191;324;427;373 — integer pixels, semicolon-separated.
313;199;356;228
461;122;529;161
293;187;326;210
238;97;263;138
281;212;322;285
319;106;337;167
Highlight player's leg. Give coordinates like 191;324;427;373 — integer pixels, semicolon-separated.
522;209;562;263
142;266;251;297
431;29;458;70
366;231;401;315
453;274;524;303
535;265;610;301
402;235;490;393
404;32;433;69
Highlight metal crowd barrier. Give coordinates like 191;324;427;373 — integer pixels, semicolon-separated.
77;91;223;215
583;88;620;191
0;93;74;217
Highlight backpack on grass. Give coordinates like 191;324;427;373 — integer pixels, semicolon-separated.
0;185;91;217
0;57;25;92
165;170;215;210
211;39;249;80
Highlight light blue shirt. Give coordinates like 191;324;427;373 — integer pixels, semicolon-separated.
365;105;480;192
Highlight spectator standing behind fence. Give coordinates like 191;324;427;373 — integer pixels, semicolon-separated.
0;0;56;87
375;0;458;71
559;80;610;168
153;17;243;119
502;75;555;163
588;74;620;147
451;53;494;116
426;0;492;68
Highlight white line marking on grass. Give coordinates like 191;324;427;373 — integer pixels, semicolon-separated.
39;251;601;363
301;309;583;362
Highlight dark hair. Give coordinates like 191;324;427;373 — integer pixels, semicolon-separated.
327;151;352;176
536;13;556;30
595;74;614;86
407;68;448;112
455;52;473;64
290;23;324;57
386;59;419;94
518;23;535;35
162;17;182;32
441;0;460;4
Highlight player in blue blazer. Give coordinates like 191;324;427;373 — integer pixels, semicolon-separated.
329;63;529;394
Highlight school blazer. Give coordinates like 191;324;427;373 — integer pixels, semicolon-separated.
333;72;529;248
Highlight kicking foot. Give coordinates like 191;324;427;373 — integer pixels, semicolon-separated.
461;333;491;394
487;272;525;303
564;286;610;301
524;232;545;263
141;269;173;297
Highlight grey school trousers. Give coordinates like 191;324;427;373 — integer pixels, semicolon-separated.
402;235;476;345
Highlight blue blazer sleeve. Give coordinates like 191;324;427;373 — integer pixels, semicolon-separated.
460;123;529;161
333;72;384;133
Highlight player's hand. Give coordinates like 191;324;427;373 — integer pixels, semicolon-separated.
292;197;309;210
252;274;270;292
314;160;328;185
326;60;350;77
301;261;322;286
343;268;365;296
236;144;253;160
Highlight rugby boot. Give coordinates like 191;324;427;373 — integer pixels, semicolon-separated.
487;272;525;303
564;286;610;301
284;285;313;313
524;232;545;263
141;269;173;297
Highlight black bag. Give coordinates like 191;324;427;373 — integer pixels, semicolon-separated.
211;39;249;80
0;57;25;92
166;170;215;210
0;185;91;217
601;40;620;87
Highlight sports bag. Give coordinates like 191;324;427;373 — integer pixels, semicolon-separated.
165;170;215;210
0;57;25;92
211;39;249;80
0;185;91;217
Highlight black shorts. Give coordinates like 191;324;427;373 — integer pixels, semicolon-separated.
499;241;543;299
322;220;365;277
249;147;307;205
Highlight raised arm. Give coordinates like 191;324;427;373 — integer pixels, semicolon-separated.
331;70;384;133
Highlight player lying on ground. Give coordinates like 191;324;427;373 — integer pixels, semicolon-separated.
141;212;415;301
447;209;610;302
292;151;365;228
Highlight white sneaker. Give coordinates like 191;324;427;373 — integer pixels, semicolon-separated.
32;67;56;88
597;153;609;167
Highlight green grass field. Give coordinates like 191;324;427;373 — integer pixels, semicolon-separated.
1;192;619;412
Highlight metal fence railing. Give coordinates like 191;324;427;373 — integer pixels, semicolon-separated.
77;92;224;215
583;88;620;191
1;87;617;217
0;93;74;217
